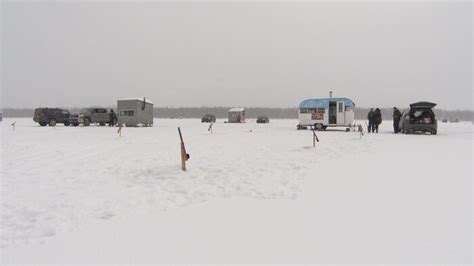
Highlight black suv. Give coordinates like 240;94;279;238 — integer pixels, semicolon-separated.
256;116;269;123
33;108;71;126
399;102;438;135
201;114;216;123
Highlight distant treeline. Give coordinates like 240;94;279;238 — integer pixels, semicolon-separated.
2;107;473;122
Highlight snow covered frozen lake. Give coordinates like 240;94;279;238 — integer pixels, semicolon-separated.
1;118;472;263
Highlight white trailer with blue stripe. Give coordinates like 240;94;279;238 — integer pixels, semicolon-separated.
297;97;356;130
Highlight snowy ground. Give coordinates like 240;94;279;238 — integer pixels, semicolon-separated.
1;118;472;263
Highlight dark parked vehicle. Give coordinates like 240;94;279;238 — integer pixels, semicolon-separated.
256;116;269;123
79;108;112;126
69;113;80;126
201;114;216;123
399;102;437;135
33;108;71;126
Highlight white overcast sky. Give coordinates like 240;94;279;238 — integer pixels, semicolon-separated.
1;1;472;109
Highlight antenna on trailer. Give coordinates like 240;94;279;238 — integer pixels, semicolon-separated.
329;91;333;98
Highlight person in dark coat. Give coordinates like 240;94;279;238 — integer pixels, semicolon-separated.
109;109;117;126
367;108;375;133
392;107;402;133
373;108;382;133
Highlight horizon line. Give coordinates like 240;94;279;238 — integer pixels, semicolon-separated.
1;106;473;111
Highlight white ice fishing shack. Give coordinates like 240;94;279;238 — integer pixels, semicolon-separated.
117;98;154;127
297;97;355;130
228;107;246;123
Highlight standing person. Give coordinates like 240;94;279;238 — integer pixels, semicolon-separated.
109;109;117;126
392;107;402;133
374;108;382;133
367;108;375;133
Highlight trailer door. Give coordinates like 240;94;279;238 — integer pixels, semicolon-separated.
337;101;345;125
329;102;337;124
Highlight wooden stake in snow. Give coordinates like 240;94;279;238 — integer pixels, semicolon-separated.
358;124;364;139
11;121;16;131
208;122;213;133
312;128;319;147
178;127;190;171
117;124;123;137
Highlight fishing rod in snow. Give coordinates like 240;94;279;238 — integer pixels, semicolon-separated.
178;127;190;171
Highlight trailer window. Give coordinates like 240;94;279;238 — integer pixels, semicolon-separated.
312;113;324;120
345;106;351;111
120;110;135;116
338;102;343;112
300;108;310;114
310;108;324;120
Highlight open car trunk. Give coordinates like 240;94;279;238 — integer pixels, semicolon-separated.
409;108;436;124
409;101;437;109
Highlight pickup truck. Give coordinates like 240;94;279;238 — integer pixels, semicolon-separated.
77;108;115;126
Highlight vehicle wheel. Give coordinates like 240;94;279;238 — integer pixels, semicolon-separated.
314;123;324;131
72;123;79;127
64;121;71;126
432;130;437;135
49;120;57;126
83;118;91;126
99;122;105;126
39;122;47;126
